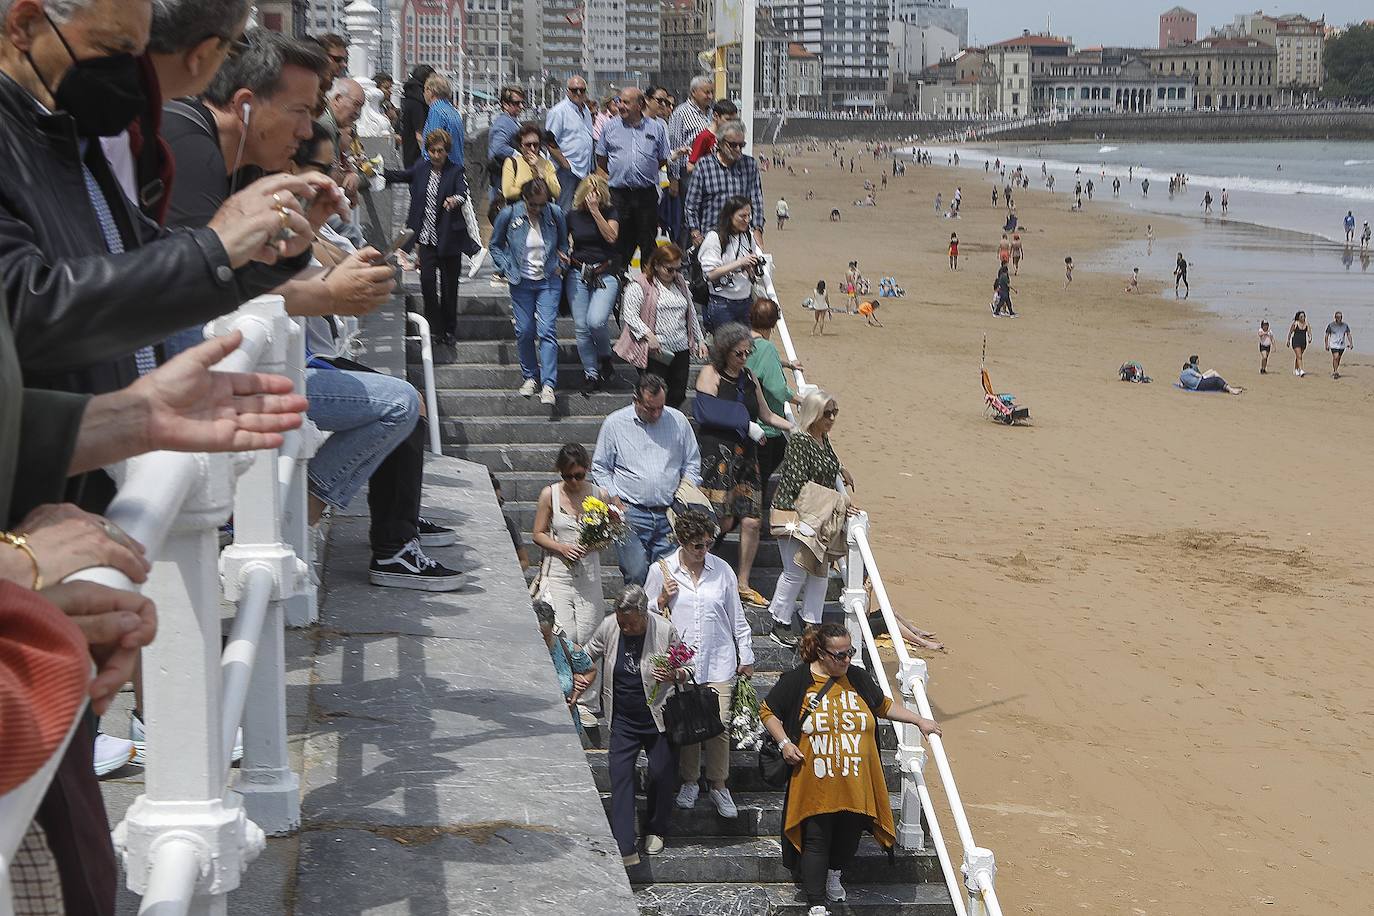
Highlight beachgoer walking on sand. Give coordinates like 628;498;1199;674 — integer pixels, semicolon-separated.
1362;222;1372;251
934;192;941;214
1112;176;1120;197
1087;179;1094;200
1124;268;1140;294
1047;174;1055;192
992;264;1017;317
1325;311;1353;379
1258;320;1273;373
948;233;959;270
810;280;831;335
1173;252;1189;298
997;234;1010;268
991;186;998;207
1010;232;1023;274
1288;311;1310;377
1063;257;1074;290
1203;191;1213;214
844;262;859;313
858;299;883;327
1142;178;1149;196
952;187;961;215
1345;211;1356;243
1221;189;1229;214
775;197;790;231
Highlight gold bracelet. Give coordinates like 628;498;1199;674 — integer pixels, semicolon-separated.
0;531;41;590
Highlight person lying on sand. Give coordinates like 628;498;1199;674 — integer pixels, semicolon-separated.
1179;356;1243;395
864;583;945;653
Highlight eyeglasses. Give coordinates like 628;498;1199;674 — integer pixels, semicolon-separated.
560;471;587;481
822;647;857;662
569;87;587;94
521;140;541;148
823;408;840;419
722;140;746;150
683;541;709;551
731;347;753;359
658;264;683;274
652;95;670;104
504;97;525;107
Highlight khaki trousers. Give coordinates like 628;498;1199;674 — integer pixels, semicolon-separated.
677;679;735;784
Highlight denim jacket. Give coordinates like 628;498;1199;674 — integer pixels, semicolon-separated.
490;201;569;286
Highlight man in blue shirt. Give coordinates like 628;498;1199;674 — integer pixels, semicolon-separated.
592;375;702;586
421;73;464;167
486;86;525;215
596;87;671;271
545;76;594;213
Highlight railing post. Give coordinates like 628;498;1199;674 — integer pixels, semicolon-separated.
895;739;928;850
842;511;869;666
276;317;319;627
963;847;998;916
217;302;303;836
112;451;263;914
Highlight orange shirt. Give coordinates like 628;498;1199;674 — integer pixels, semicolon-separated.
858;301;875;316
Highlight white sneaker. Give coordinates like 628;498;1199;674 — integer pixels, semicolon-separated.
709;787;739;818
93;733;135;776
643;834;665;855
518;379;537;397
826;869;847;902
540;384;556;406
467;247;488;279
676;782;700;809
808;906;831;916
576;705;598;728
131;712;242;766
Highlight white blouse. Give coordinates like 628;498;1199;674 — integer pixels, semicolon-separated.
621;279;704;356
644;551;754;684
698;230;758;301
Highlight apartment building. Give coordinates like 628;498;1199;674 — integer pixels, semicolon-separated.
1142;36;1277;109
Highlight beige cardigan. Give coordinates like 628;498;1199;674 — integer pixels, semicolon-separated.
584;611;689;732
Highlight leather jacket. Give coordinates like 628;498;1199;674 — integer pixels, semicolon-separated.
0;71;307;396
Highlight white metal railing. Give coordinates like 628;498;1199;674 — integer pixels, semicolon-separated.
0;295;321;916
405;312;443;455
771;306;1004;916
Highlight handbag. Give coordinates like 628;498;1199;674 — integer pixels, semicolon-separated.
686;245;710;306
758;676;838;788
667;478;716;532
663;674;725;746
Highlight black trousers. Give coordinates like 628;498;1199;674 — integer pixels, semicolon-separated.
607;721;677;856
758;433;788;484
642;349;691;410
417;243;462;340
799;811;870;904
320;356;425;556
611;186;660;271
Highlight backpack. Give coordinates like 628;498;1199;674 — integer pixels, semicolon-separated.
1119;361;1151;383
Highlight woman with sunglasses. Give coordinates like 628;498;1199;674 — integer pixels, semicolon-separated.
765;390;856;649
699;195;767;333
760;623;940;915
694;323;793;608
501;122;562;203
644;509;755;819
614;244;707;409
532;444;609;727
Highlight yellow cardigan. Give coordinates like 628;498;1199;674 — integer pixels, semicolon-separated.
502;156;562;202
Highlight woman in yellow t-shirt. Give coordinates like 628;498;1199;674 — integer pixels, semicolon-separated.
760;623;940;912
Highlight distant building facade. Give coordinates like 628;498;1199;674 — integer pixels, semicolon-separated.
1033;48;1194;113
786;43;823;111
764;0;891;109
1143;36;1277;109
891;0;968;48
659;0;708;96
399;0;463;74
1158;6;1198;48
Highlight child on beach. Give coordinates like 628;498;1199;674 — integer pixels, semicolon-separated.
1124;268;1140;294
1064;257;1074;290
809;280;831;335
1010;232;1024;274
858;300;883;327
1258;320;1274;374
948;233;959;270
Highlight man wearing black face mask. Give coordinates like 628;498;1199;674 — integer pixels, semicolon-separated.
0;0;341;403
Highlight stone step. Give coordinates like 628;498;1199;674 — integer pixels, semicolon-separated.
414;339;583;368
438;414;606;445
436;387;645;418
401;291;513;316
443;314;581;342
633;882;956;915
623;835;943;886
601;792;902;839
585;748;902;795
425;363;698;389
449;443;586;473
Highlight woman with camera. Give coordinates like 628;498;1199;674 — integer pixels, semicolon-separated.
699;196;768;333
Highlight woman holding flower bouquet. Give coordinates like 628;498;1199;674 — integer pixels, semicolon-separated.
644;509;756;819
761;623;941;913
533;444;612;719
578;586;692;865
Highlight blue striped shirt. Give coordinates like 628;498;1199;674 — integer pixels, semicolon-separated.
592;404;702;507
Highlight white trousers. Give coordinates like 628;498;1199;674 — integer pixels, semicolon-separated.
767;534;828;627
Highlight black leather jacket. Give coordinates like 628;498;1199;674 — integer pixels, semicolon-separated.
0;71;307;395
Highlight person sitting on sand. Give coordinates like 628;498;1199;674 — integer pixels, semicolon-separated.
864;580;944;653
829;208;841;222
857;300;882;327
1124;267;1140;294
1179;357;1243;395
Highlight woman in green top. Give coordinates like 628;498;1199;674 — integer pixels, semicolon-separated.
766;389;857;649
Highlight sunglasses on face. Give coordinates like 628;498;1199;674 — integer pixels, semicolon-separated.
521;140;541;148
722;140;746;150
731;347;753;359
683;541;709;551
823;408;840;419
570;87;587;94
652;95;670;104
823;647;857;662
560;471;587;481
659;264;683;274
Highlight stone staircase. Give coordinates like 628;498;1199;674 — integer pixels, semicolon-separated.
406;270;956;915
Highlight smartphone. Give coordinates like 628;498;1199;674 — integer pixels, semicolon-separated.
381;228;415;264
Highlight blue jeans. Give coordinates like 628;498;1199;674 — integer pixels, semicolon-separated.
510;276;562;388
615;504;675;587
305;367;420;510
705;294;751;333
555;165;582;213
566;270;619;380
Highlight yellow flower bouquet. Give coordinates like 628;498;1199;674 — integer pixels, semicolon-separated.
564;495;627;566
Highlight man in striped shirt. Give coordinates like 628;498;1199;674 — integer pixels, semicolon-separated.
666;76;713;243
684;122;764;248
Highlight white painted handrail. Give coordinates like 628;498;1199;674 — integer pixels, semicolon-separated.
405;312;443;455
770;305;1004;916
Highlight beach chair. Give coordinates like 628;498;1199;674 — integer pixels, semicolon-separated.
982;368;1030;425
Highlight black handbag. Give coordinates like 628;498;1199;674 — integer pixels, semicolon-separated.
663;675;725;746
686;245;710;306
758;676;838;788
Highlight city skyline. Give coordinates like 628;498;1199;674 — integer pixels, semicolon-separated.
967;1;1366;48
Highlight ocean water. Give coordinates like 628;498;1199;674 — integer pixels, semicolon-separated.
916;140;1374;326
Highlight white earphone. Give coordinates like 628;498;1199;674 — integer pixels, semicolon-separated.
241;101;251;125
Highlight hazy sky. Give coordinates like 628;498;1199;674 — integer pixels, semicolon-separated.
966;2;1368;49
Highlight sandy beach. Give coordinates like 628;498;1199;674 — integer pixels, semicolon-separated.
757;143;1374;914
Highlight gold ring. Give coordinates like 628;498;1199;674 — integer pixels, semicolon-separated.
278;207;290;229
272;193;283;207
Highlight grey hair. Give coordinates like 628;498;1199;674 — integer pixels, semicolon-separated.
719;120;746;140
795;388;835;434
328;77;362;100
148;0;251;54
204;29;328;106
613;585;648;615
708;322;752;373
532;600;555;630
689;75;713;93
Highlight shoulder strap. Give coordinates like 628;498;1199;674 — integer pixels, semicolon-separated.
164;99;215;140
788;676;838;743
656;558;674;619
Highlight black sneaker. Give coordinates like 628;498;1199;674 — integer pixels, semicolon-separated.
599;358;624;389
417;517;457;548
369;539;462;591
581;375;600;396
769;622;799;649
